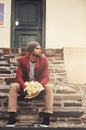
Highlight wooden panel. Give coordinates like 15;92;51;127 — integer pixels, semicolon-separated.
15;0;42;29
15;30;42;48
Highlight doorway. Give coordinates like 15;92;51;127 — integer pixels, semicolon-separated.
11;0;46;48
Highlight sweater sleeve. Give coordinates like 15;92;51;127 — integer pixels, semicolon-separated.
38;57;49;87
16;58;26;89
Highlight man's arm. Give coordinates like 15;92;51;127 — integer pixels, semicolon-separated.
39;57;49;87
16;57;26;89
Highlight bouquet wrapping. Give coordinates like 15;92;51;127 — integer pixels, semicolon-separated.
24;81;43;99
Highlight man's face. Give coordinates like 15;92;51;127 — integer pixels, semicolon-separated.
32;45;42;57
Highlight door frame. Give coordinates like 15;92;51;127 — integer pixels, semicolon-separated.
10;0;46;48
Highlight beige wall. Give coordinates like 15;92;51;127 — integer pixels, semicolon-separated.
64;47;86;84
0;0;86;48
0;0;11;48
46;0;86;48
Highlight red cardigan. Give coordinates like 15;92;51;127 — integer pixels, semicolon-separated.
16;54;49;89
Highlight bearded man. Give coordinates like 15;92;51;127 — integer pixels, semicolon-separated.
6;41;53;127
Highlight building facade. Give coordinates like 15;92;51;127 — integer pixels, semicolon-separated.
0;0;86;48
0;0;86;83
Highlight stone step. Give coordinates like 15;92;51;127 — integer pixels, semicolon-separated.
0;108;84;122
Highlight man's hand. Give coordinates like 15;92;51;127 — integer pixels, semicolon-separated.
24;81;29;87
23;89;28;97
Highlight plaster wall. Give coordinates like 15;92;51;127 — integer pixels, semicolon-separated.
46;0;86;48
64;47;86;84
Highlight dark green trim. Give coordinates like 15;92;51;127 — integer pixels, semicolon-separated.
10;0;16;48
42;0;46;48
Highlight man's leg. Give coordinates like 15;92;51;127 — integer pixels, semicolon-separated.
7;83;20;127
44;84;53;114
40;84;53;127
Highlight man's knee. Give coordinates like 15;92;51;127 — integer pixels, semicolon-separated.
44;83;53;92
10;83;20;91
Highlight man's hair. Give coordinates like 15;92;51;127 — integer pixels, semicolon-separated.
27;41;40;53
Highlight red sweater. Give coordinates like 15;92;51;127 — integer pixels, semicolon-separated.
16;54;49;88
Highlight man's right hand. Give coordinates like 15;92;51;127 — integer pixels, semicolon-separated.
23;89;28;97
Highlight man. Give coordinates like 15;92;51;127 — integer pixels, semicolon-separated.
6;41;53;127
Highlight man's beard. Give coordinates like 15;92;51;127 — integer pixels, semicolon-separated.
32;53;41;58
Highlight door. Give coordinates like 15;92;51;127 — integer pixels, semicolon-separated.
11;0;45;48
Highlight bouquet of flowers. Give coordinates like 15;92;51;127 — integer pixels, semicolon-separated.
24;81;42;99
